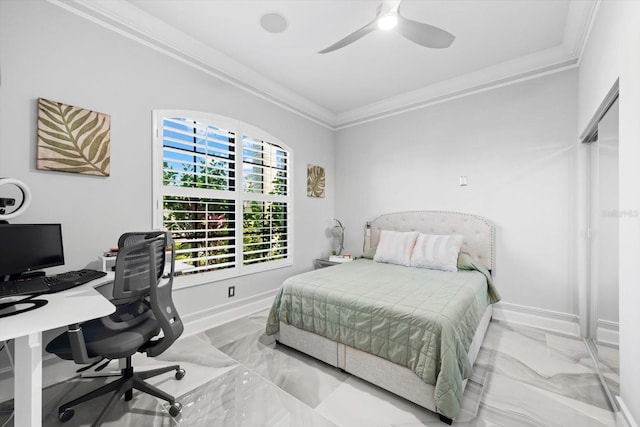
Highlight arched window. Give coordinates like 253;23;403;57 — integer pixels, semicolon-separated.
152;111;292;281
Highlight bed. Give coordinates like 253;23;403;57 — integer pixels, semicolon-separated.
266;211;499;424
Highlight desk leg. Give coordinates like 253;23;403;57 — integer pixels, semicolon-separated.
14;332;42;427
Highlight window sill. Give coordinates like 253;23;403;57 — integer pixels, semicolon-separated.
171;259;293;290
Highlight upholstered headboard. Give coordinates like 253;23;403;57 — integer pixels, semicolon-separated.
366;211;495;271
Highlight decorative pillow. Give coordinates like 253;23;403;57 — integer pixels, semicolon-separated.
373;230;419;266
410;233;464;272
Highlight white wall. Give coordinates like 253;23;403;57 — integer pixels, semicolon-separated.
335;70;578;315
578;1;640;423
0;0;334;329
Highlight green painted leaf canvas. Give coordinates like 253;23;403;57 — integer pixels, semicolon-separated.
37;98;111;176
307;164;325;198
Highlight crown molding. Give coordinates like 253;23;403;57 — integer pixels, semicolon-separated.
333;0;598;128
48;0;597;131
568;0;601;63
48;0;337;129
334;46;579;129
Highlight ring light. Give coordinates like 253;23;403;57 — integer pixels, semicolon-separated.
0;178;32;220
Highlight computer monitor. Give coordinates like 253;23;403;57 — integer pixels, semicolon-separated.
0;223;65;280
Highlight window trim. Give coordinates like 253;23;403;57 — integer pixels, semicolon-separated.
152;110;294;287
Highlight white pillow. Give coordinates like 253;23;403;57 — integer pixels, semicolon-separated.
373;230;419;266
410;233;464;272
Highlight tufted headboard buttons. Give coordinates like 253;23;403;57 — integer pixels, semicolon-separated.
366;211;495;271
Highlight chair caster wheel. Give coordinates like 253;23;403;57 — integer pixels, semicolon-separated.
58;408;74;422
169;402;182;417
175;368;186;380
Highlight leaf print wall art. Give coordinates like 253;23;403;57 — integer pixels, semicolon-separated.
307;164;325;198
37;98;111;176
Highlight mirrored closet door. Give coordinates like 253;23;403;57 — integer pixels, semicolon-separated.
586;95;619;408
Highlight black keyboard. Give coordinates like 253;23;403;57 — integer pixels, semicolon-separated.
0;278;49;297
0;269;107;298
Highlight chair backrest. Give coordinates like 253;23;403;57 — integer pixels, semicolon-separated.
113;231;184;357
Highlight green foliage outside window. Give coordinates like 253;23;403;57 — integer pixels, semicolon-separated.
163;160;288;272
163;160;235;272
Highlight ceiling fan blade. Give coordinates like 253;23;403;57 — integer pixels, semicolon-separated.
318;19;378;54
397;15;455;49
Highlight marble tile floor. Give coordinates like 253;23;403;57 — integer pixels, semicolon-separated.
593;343;619;400
0;311;617;427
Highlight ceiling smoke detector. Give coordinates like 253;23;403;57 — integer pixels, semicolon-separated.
260;13;288;34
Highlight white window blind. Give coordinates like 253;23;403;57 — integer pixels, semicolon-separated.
153;111;292;279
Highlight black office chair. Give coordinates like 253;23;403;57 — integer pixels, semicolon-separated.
46;231;185;425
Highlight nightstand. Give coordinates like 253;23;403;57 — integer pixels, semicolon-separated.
314;258;340;269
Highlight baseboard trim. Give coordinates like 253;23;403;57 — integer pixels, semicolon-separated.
181;289;277;337
617;397;639;427
597;319;619;347
492;301;581;337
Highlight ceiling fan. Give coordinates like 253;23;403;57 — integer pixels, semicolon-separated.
318;0;455;54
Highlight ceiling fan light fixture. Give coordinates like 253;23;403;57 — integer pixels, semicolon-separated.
377;13;398;30
317;0;454;54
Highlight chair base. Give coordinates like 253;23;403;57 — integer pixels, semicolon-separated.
58;357;185;426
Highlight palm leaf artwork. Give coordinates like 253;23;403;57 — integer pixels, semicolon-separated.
307;164;325;198
37;98;111;176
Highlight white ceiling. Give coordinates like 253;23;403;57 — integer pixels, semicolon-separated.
58;0;597;128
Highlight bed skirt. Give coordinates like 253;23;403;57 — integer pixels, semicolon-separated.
276;304;492;420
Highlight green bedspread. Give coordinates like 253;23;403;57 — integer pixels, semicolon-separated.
266;256;500;419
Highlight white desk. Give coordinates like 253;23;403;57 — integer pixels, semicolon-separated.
0;275;115;427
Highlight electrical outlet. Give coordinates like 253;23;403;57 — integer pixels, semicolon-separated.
228;286;235;298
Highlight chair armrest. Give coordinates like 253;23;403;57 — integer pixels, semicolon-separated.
66;323;101;365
